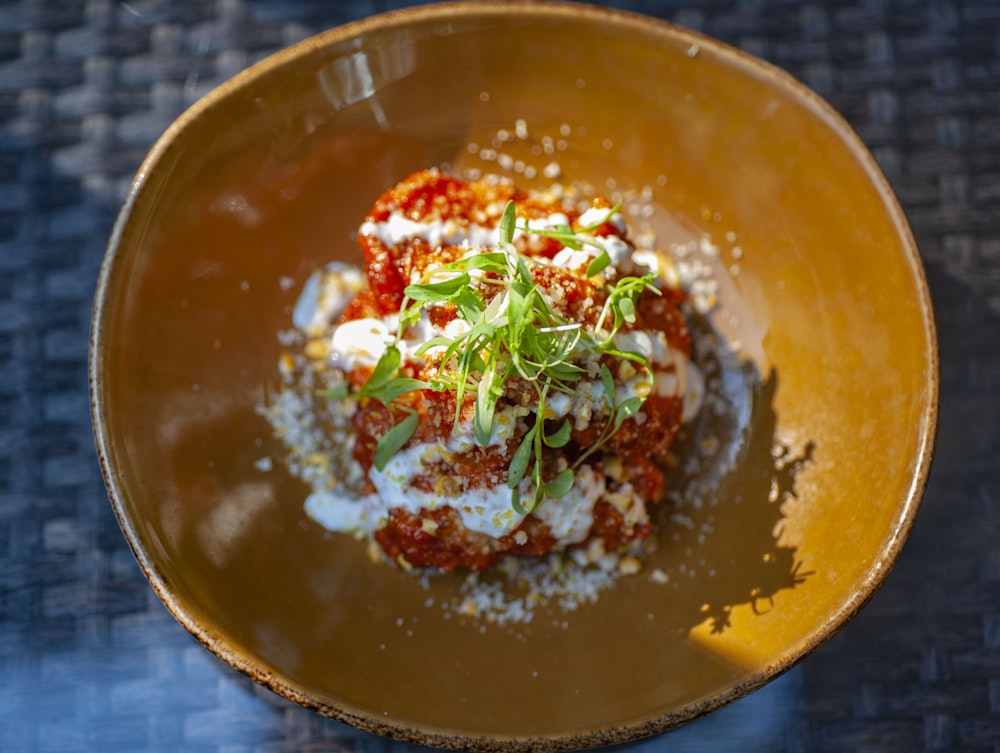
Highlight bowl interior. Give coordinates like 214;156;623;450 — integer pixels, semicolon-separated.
91;3;937;749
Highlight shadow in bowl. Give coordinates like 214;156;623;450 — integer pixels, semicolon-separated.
659;361;816;637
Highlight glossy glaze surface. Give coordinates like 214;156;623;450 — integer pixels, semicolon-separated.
91;3;937;749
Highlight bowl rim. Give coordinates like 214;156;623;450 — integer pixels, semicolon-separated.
89;1;939;750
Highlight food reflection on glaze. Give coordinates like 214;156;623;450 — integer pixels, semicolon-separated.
264;169;703;575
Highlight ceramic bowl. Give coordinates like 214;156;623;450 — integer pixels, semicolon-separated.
90;2;938;750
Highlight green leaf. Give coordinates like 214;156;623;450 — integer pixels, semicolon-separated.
474;368;499;445
544;468;574;498
404;272;471;301
462;321;497;345
510;487;529;516
507;427;536;489
360;344;401;395
499;200;517;245
506;284;530;334
586;249;611;277
457;252;508;274
316;383;350;400
614;396;644;430
545;359;585;383
399;300;422;330
452;286;485;322
551;224;582;250
543;419;572;448
370;377;428;404
515;255;533;285
529;463;545;510
373;410;419;471
616;295;636;324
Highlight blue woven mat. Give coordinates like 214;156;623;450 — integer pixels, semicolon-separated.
2;1;998;751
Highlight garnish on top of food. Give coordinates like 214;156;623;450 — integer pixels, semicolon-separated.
264;169;703;573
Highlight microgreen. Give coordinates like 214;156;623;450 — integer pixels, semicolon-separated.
351;342;430;470
316;383;350;400
516;200;623;253
338;199;660;509
372;408;419;471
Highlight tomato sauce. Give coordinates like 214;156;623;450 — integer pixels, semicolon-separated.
334;170;693;572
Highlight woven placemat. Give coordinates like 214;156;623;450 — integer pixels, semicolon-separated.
1;1;997;751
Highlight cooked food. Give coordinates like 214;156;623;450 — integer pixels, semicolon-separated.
267;169;702;573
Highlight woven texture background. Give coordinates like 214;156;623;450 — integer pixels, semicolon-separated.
1;0;998;751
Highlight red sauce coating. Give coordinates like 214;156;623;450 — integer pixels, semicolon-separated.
342;170;692;572
374;507;559;572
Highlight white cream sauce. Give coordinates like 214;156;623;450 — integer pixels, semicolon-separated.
295;211;703;543
291;263;365;337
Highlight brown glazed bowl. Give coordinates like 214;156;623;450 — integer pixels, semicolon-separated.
90;2;938;750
